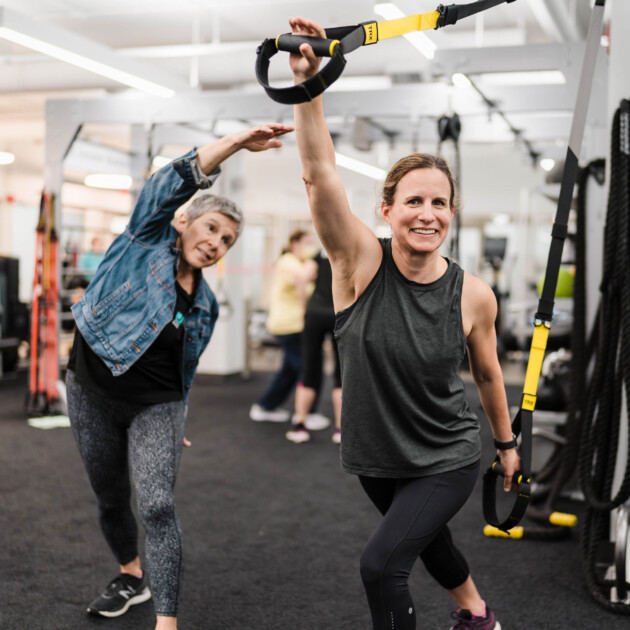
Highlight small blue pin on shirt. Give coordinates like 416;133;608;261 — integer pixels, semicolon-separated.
172;312;185;329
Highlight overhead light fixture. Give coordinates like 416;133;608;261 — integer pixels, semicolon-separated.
84;174;133;190
539;158;556;172
0;151;15;165
0;7;185;97
373;3;437;60
476;70;566;86
335;153;387;181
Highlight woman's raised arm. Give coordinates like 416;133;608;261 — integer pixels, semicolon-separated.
290;17;381;309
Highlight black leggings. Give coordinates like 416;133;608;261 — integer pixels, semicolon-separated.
359;461;479;630
301;308;341;389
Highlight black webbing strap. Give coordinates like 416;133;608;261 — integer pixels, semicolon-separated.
483;405;533;533
482;0;606;534
437;0;516;27
535;149;579;321
255;0;517;105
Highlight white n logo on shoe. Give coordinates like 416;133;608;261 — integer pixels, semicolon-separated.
118;588;133;600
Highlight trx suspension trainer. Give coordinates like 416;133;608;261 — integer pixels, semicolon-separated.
256;0;516;105
482;0;606;533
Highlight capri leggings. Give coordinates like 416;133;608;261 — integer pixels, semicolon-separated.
301;308;341;390
66;370;186;617
358;461;480;630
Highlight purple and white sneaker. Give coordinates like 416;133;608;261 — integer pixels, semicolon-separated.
449;605;501;630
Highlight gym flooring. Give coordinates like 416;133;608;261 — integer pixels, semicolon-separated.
0;367;624;630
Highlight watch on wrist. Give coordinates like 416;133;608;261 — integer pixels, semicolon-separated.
494;433;517;450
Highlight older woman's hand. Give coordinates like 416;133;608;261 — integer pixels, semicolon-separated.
230;122;294;152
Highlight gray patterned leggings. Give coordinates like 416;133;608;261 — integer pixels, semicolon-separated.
66;370;186;617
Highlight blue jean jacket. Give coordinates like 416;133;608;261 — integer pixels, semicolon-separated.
72;149;221;400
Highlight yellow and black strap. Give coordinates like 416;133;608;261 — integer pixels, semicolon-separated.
482;0;606;535
255;0;517;105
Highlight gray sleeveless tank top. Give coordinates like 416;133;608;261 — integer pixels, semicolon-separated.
334;238;480;478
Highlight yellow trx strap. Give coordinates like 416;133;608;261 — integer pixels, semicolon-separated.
365;11;441;43
256;0;517;105
521;321;551;412
483;0;607;535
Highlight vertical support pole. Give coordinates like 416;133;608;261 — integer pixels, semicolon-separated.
43;100;82;413
197;149;246;377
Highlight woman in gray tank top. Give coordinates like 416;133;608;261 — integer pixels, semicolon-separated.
287;16;520;630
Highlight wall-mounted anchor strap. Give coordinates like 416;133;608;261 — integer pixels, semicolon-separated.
481;0;606;534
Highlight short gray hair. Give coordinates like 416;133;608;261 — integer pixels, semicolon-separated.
184;193;243;237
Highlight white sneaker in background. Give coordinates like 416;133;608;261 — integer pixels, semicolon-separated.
293;413;331;431
249;404;290;422
331;430;341;445
286;424;311;444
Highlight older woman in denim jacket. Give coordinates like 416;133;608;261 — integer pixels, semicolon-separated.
66;123;292;630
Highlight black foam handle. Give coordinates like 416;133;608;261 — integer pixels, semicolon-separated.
490;461;527;492
490;462;523;482
276;33;338;57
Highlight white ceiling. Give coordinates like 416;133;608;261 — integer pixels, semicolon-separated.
0;0;612;179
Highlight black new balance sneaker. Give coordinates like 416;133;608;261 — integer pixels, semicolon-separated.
87;573;152;618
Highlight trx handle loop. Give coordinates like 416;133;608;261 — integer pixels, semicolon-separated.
482;406;533;534
482;0;606;534
256;24;365;105
256;0;518;105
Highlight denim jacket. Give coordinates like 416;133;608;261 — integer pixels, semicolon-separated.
72;149;221;400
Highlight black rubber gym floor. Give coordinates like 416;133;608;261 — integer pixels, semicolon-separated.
0;368;623;629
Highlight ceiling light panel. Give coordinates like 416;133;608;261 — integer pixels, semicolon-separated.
335;153;387;181
0;6;189;97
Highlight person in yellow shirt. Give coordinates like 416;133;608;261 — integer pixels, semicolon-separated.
249;230;315;421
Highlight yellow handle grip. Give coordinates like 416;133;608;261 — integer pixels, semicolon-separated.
483;525;524;539
549;512;577;527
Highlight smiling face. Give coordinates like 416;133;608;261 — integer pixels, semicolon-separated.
175;210;238;269
381;167;454;255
